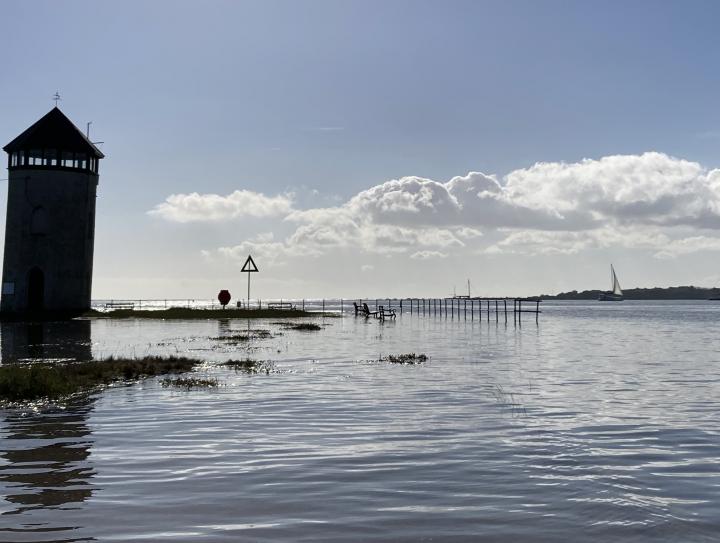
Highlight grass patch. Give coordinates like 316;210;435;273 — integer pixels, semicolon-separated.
221;358;274;374
161;377;220;389
0;356;201;403
272;322;322;331
88;308;318;319
381;353;428;365
210;329;273;342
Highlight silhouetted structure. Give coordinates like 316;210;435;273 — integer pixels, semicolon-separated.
1;108;104;315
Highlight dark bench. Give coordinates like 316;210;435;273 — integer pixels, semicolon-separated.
378;306;396;320
268;302;296;311
105;301;135;310
362;303;379;318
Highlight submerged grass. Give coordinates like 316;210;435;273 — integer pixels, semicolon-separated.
0;356;201;403
381;353;428;365
221;358;274;374
161;377;220;389
272;322;323;331
210;329;273;342
87;308;318;319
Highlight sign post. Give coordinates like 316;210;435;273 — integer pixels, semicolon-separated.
241;255;259;309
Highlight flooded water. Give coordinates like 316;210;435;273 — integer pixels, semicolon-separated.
1;301;719;542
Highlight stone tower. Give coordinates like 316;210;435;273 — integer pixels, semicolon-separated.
1;108;104;314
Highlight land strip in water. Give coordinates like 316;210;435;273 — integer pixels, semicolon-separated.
0;356;202;402
543;285;720;299
86;307;325;319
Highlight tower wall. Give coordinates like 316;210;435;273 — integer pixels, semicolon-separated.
1;168;98;313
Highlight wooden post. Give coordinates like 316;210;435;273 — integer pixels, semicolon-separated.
504;299;507;323
518;299;522;323
341;298;343;313
322;299;325;312
302;299;305;311
536;300;540;323
400;299;403;314
495;299;498;322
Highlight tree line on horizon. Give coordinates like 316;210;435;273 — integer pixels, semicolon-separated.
542;286;720;300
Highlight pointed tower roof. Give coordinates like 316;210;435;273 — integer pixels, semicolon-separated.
3;107;104;158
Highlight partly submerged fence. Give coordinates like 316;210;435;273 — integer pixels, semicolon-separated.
92;297;541;321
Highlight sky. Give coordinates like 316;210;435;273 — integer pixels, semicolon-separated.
2;0;720;299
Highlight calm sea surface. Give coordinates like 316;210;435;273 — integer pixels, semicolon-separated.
1;301;719;542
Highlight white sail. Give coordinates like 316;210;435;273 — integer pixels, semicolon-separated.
611;265;623;296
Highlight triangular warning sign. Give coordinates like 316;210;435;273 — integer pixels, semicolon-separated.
241;254;259;273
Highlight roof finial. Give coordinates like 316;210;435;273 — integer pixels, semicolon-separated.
52;91;61;107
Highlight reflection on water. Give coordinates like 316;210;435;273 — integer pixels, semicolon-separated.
0;402;95;513
0;321;96;541
1;320;92;363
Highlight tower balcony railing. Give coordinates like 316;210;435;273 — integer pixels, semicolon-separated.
8;149;99;173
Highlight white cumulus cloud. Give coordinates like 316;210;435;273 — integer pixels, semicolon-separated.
149;190;294;222
157;152;720;261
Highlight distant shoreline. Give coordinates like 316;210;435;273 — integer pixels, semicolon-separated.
540;286;720;300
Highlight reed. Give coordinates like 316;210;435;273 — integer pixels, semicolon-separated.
381;353;428;365
221;358;274;374
161;377;220;389
210;329;273;342
273;322;322;331
0;356;201;402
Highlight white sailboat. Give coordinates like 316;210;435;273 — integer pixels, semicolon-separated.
598;265;623;301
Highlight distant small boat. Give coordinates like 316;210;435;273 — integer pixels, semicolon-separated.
452;279;472;299
598;265;624;301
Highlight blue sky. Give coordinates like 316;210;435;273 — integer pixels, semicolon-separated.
2;1;720;298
